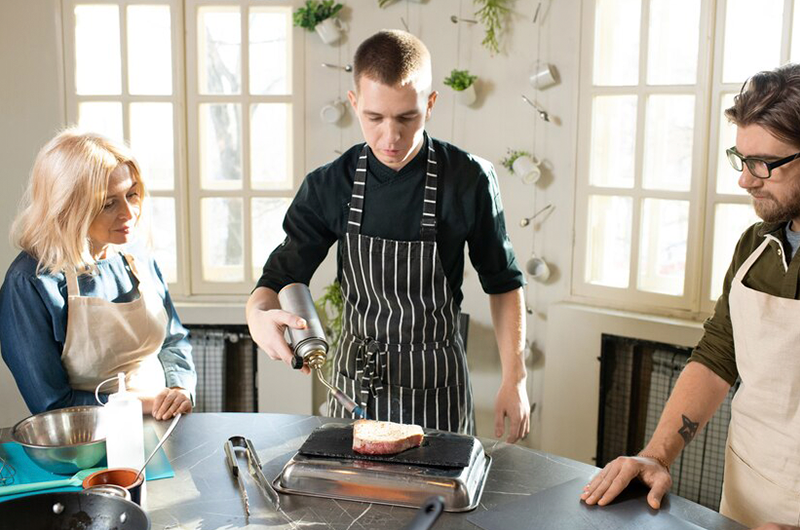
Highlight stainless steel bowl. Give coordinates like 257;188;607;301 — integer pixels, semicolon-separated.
11;406;107;475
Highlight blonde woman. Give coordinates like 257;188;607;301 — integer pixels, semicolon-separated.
0;129;194;419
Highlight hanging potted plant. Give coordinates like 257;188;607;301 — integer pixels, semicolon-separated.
443;69;478;106
293;0;346;46
501;149;541;184
474;0;511;55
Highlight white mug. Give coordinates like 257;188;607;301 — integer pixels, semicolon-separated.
529;63;557;90
320;100;344;124
526;255;550;282
315;17;347;45
512;155;542;184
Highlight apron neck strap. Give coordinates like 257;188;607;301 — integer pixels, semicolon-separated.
345;133;439;241
346;146;369;235
419;134;438;242
64;267;81;297
63;252;143;297
122;253;144;284
733;237;771;283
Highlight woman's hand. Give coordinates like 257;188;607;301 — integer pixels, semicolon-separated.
151;387;192;420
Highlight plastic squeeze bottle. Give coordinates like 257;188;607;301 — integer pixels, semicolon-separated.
104;372;145;470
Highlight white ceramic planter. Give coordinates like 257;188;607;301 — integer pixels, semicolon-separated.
512;155;542;184
458;83;477;106
315;17;346;45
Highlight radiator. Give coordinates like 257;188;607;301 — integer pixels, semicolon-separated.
596;334;738;510
186;326;257;413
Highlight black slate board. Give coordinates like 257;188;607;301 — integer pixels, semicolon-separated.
468;477;706;530
297;422;475;468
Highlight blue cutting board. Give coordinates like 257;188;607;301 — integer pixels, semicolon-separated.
0;424;174;502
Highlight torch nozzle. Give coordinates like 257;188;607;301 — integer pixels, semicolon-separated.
314;367;369;420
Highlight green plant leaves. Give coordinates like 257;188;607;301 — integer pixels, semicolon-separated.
293;0;344;31
443;69;477;91
474;0;511;55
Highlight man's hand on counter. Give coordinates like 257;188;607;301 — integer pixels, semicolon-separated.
580;455;672;509
494;379;530;444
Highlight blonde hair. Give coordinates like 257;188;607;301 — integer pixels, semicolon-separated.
11;129;146;274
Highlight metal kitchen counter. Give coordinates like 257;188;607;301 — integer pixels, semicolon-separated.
2;413;745;529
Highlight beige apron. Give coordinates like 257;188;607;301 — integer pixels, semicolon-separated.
720;237;800;527
61;253;168;395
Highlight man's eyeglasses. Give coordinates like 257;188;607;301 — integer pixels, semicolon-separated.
726;147;800;179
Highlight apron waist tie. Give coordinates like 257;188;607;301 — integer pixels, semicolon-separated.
357;338;384;402
341;329;461;408
341;329;458;353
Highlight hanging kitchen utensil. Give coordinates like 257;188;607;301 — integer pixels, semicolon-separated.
450;15;478;24
520;203;554;227
321;62;352;72
521;94;550;122
402;496;445;530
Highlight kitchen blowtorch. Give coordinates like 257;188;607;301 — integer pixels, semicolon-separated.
277;283;368;420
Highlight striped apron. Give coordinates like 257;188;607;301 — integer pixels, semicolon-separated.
327;139;476;435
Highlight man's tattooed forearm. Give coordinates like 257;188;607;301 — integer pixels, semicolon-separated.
678;414;699;445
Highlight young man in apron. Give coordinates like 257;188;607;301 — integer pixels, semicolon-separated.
582;64;800;529
247;30;529;442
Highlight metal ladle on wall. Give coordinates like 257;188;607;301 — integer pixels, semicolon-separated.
520;203;554;227
521;95;550;122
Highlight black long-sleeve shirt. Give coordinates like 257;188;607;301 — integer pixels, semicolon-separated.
256;136;524;307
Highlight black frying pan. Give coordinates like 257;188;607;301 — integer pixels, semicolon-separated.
0;490;150;529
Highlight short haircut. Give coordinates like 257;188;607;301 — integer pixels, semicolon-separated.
11;128;146;274
726;63;800;148
353;30;432;91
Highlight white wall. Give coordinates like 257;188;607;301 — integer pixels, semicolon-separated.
542;303;704;464
0;0;65;426
0;0;603;451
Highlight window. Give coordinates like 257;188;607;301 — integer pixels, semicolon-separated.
62;0;302;296
574;0;798;314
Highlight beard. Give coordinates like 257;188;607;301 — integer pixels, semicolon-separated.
751;179;800;223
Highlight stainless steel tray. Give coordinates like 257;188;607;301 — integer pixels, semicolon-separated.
272;435;491;512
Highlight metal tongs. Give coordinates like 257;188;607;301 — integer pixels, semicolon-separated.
224;436;281;521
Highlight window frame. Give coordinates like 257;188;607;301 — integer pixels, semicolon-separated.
186;0;303;296
573;0;800;317
572;0;715;314
61;0;304;298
